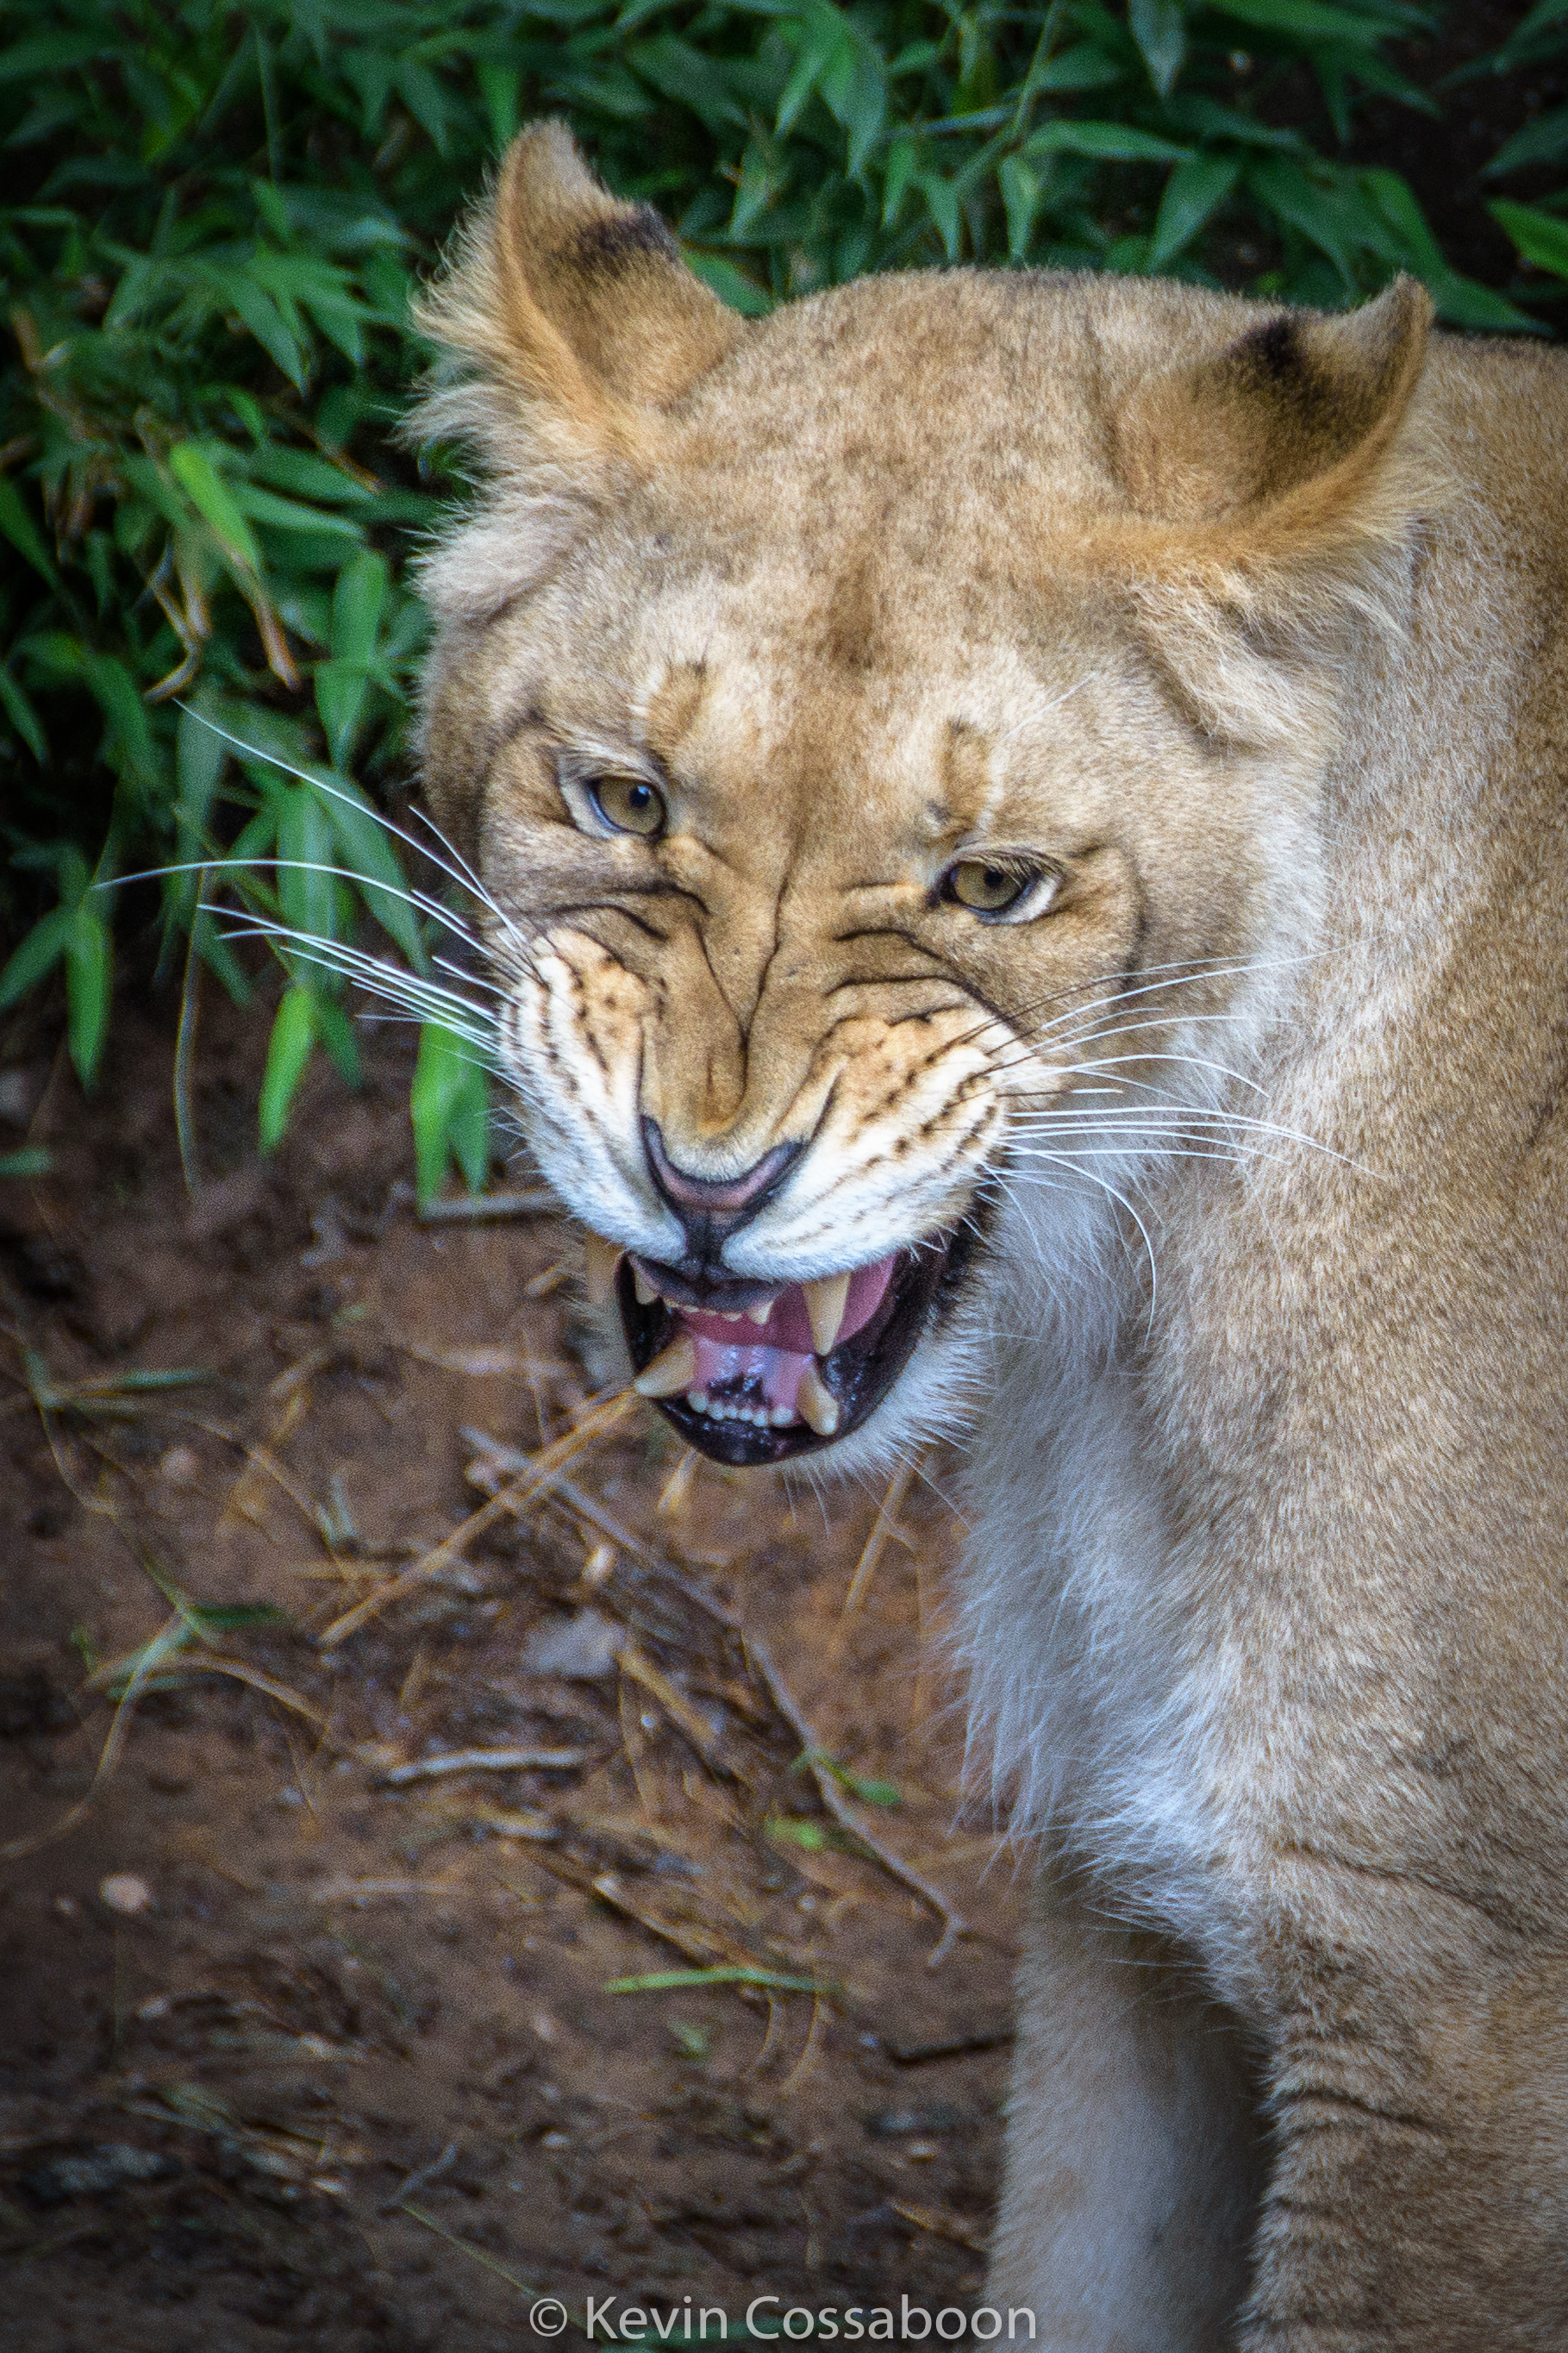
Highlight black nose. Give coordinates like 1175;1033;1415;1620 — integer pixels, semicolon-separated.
642;1118;799;1264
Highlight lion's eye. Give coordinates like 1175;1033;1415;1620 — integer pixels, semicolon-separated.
943;858;1050;917
588;773;665;838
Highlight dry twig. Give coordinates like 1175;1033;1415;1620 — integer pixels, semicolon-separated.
740;1626;969;1968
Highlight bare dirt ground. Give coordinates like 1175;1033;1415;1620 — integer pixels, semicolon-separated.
0;987;1021;2351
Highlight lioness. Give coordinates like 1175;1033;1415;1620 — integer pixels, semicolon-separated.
412;122;1568;2349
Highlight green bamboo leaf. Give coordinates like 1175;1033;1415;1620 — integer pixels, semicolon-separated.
175;702;228;867
1490;199;1568;284
1208;0;1391;43
0;32;106;78
1486;0;1568;75
999;154;1042;261
230;484;365;544
917;171;962;260
1149;151;1243;269
1484;106;1568;179
0;476;59;587
1129;0;1186;97
683;250;772;316
0;665;47;763
329;548;390;668
633;33;747;130
312;991;363;1089
314;660;372;769
394;55;454;152
0;906;73;1011
65;900;112;1089
259;986;317;1152
83;652;158;787
0;1148;53;1180
1026;120;1191;164
412;1020;490;1206
1039;42;1129;93
168;445;262;573
210;269;310;392
278;783;337;948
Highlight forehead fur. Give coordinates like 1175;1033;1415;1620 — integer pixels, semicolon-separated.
421;269;1290;632
414;127;1435;842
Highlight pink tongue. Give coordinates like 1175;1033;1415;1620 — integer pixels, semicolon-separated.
690;1336;814;1413
679;1255;897;1412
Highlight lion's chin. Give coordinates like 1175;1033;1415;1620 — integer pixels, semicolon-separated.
615;1234;967;1467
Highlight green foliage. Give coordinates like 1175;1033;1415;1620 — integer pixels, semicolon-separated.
0;0;1553;1174
1479;3;1568;301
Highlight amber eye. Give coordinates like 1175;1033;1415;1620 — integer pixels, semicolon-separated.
944;858;1040;916
588;773;665;838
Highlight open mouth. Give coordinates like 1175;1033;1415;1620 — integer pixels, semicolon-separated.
610;1235;967;1467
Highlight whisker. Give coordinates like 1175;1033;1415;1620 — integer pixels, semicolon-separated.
114;854;488;957
1010;1146;1160;1321
172;703;532;958
218;917;502;1052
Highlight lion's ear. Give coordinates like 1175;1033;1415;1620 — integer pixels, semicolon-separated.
1120;275;1433;542
414;122;746;468
1109;279;1437;749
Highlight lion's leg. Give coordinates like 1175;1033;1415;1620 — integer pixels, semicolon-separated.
988;1861;1265;2351
1236;1921;1568;2352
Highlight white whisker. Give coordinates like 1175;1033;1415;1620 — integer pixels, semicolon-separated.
172;703;532;959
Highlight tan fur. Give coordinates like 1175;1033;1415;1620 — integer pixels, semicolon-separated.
413;125;1568;2347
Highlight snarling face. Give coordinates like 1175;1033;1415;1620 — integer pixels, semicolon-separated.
413;128;1430;1468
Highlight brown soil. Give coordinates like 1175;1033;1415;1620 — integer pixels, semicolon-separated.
0;988;1020;2351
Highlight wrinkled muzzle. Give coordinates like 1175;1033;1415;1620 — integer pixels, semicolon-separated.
503;930;1008;1466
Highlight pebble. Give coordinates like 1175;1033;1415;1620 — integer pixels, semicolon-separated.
157;1444;202;1489
99;1873;153;1916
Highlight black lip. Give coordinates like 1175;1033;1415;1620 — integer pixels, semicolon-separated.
617;1224;979;1467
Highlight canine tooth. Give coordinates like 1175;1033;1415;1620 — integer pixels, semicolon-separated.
633;1266;659;1306
796;1362;840;1437
803;1272;851;1356
584;1233;621;1306
745;1299;773;1326
634;1335;697;1398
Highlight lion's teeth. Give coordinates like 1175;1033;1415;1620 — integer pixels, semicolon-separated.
796;1362;840;1437
584;1232;621;1306
803;1272;851;1357
745;1299;773;1326
633;1267;659;1306
634;1335;697;1398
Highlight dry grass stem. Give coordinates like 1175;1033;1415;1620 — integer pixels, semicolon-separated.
415;1188;558;1223
656;1447;700;1518
890;2201;990;2255
379;1747;589;1784
777;1992;829;2099
463;1427;654;1564
320;1387;638;1644
618;1642;743;1782
840;1459;918;1624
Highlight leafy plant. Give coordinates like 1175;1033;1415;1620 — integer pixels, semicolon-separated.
1476;2;1568;304
0;0;1549;1188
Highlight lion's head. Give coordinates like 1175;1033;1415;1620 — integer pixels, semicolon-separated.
412;123;1434;1469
